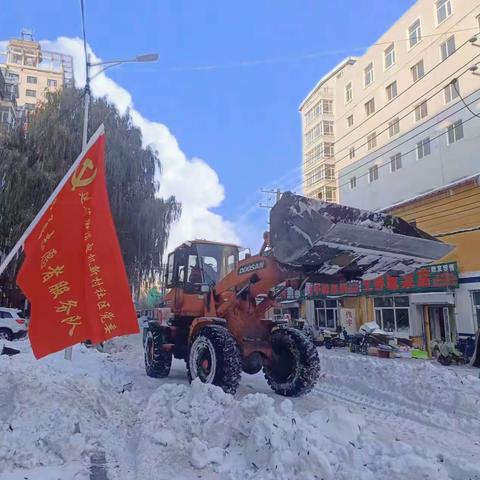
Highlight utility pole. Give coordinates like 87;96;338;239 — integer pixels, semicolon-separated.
259;188;282;209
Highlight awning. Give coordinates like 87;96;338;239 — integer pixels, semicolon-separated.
409;292;455;305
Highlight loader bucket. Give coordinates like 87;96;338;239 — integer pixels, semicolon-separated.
269;192;453;280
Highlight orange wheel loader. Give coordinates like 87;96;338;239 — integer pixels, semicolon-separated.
144;192;452;396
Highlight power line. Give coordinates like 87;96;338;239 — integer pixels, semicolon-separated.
290;53;480;193
266;10;480;196
166;27;480;73
452;76;480;119
408;198;480;223
435;225;480;238
334;111;480;193
421;205;480;228
389;186;480;221
293;86;480;194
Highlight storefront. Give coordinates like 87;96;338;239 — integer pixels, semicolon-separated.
305;262;460;353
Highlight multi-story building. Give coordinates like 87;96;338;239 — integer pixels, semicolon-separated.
300;0;480;352
0;30;73;113
299;58;356;202
0;67;18;132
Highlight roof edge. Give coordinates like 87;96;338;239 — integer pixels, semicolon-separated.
298;56;358;111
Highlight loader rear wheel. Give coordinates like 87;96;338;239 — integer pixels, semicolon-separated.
144;328;172;378
187;325;241;395
264;327;320;397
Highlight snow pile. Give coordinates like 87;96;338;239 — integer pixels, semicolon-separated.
0;339;137;479
1;336;480;480
136;380;366;480
318;349;480;435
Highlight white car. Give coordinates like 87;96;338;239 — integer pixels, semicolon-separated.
0;307;28;341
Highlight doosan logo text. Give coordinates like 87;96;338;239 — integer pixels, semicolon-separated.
238;260;266;275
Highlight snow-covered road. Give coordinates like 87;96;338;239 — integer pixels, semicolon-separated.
1;335;479;480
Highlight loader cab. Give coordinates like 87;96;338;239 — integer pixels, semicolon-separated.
165;240;240;294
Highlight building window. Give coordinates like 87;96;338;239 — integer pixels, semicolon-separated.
367;132;377;150
414;101;428;122
47;78;58;87
25;103;35;110
409;19;422;48
345;82;352;103
349;176;357;189
386;81;398;101
364;63;374;87
11;53;22;64
417;137;431;159
305;142;335;165
444;81;459;104
368;165;379;183
384;44;396;69
374;296;410;337
0;107;10;124
447;119;464;145
6;72;19;82
436;0;452;25
389;117;400;137
314;299;338;329
411;60;425;82
26;76;37;84
316;186;336;202
25;89;36;97
440;36;456;61
347;115;354;127
323;142;334;157
324;164;335;179
24;56;36;67
472;292;480;330
304;100;334;127
390;153;402;172
322;120;334;136
365;98;375;116
349;147;355;159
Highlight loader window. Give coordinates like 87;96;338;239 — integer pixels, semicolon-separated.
201;256;218;285
166;253;174;287
188;255;202;284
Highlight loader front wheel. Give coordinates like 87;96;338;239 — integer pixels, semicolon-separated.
144;328;172;378
187;325;241;395
264;327;320;397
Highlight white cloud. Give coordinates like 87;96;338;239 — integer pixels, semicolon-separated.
39;36;240;251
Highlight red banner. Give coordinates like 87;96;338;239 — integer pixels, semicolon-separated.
17;131;138;358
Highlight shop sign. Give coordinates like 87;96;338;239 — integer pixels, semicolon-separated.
304;262;458;298
305;281;361;299
362;262;458;295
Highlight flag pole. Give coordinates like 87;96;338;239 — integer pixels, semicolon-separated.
64;0;92;361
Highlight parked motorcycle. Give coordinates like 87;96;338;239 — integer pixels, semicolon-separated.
348;322;395;355
433;337;475;366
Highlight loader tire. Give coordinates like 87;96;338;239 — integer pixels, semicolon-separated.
187;325;241;395
144;328;172;378
264;327;320;397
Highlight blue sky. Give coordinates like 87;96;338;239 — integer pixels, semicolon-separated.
1;0;416;248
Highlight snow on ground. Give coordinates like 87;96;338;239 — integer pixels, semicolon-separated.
1;335;480;480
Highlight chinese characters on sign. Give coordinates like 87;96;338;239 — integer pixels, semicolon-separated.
305;262;458;299
17;128;138;359
361;262;458;295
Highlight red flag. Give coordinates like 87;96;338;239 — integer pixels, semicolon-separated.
17;129;139;358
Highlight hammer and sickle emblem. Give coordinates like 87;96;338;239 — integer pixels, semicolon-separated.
71;158;97;191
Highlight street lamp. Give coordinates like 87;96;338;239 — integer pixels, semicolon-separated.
88;53;159;80
81;52;158;153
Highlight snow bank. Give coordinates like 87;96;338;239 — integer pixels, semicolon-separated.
0;339;137;479
136;380;367;480
1;337;480;480
318;349;480;435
